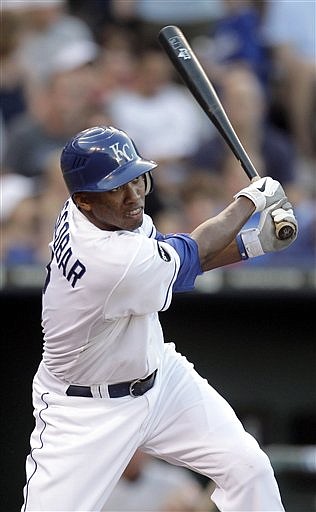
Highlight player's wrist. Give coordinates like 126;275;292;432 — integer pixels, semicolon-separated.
236;234;249;260
239;229;264;259
234;177;287;214
234;190;265;213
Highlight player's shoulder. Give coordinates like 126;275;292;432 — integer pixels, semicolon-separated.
113;227;155;256
84;225;156;271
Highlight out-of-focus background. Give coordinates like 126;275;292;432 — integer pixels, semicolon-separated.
1;1;315;511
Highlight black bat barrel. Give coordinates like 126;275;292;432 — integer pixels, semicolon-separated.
158;25;258;181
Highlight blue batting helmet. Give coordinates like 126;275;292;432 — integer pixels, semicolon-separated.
60;126;157;196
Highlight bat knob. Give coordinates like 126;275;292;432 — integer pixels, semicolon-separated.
275;221;296;240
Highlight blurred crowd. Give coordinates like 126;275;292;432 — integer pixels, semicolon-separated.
1;0;315;278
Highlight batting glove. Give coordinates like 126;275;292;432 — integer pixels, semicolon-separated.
234;177;286;213
237;199;298;259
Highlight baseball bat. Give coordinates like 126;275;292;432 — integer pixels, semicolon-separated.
158;25;295;240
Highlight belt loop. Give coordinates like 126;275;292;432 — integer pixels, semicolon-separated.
90;384;109;398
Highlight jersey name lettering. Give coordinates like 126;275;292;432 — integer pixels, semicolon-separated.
109;142;134;163
52;204;86;288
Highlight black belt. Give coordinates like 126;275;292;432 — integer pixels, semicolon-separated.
66;370;157;398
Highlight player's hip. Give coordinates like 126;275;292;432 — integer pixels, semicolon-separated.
31;342;199;406
32;360;159;403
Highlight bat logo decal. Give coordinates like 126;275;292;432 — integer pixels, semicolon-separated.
178;48;191;60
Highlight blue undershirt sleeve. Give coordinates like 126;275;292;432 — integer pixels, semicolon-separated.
155;232;203;292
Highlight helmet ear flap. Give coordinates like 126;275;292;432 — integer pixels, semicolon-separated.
144;172;153;195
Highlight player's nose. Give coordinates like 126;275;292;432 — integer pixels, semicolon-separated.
124;181;143;202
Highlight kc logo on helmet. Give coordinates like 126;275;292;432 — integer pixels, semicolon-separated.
110;143;134;163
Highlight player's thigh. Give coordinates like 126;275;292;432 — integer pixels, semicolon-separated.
146;341;240;436
142;343;263;480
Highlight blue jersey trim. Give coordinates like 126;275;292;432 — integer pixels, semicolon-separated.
160;258;178;310
156;232;203;292
23;392;49;511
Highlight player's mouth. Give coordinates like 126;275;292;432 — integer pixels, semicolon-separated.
125;207;143;219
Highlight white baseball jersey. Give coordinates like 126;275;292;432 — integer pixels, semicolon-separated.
42;199;181;386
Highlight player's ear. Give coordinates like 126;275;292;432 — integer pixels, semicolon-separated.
73;192;93;212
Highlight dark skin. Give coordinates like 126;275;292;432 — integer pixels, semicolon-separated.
74;174;255;272
74;176;146;232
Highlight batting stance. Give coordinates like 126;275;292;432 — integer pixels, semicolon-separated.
22;126;297;511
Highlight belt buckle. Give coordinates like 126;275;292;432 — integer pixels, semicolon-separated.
129;378;141;397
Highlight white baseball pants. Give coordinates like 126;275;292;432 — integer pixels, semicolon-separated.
22;343;285;511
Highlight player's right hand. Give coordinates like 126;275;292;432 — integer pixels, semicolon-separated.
239;199;298;258
234;177;286;213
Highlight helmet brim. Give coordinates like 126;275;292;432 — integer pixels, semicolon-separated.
93;158;157;192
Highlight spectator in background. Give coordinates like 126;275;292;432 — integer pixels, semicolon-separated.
205;0;270;88
167;172;221;235
1;0;99;166
1;0;95;82
2;0;104;187
261;0;316;160
95;25;139;103
189;65;297;193
1;172;34;221
36;149;70;264
3;39;103;188
0;9;26;133
1;176;40;267
66;0;116;44
101;449;213;512
153;173;224;242
1;148;69;268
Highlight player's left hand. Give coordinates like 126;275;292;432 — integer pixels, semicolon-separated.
240;199;298;258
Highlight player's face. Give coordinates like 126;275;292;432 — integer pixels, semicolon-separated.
74;176;146;231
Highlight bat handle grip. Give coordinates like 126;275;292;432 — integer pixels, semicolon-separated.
250;177;295;240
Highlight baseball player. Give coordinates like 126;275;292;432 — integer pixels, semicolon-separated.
22;126;297;511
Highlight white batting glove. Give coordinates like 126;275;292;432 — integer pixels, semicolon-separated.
237;199;298;259
234;177;286;213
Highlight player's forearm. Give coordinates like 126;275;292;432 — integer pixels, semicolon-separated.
200;239;243;271
191;197;255;271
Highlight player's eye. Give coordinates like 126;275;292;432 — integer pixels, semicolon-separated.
132;176;142;184
110;186;122;193
132;176;143;184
